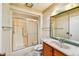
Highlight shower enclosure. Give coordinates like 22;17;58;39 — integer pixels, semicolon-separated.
12;12;38;51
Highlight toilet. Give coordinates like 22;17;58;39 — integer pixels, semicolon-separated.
34;44;43;56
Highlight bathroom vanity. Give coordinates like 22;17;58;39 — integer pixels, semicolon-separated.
42;39;79;56
46;6;79;56
42;42;66;56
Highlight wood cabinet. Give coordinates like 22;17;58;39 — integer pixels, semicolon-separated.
0;53;6;56
43;42;54;56
54;49;66;56
42;42;66;56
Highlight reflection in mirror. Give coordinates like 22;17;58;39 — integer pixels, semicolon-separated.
50;12;69;40
50;7;79;44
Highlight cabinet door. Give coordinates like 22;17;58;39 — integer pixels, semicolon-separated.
54;49;66;56
43;42;54;56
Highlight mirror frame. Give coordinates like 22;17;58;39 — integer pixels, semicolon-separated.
50;6;79;47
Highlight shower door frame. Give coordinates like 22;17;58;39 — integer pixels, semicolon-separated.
12;16;27;51
11;11;39;52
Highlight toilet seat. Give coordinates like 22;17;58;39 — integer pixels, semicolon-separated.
34;44;43;51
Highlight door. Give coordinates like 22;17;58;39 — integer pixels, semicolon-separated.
70;15;79;41
13;18;27;51
70;8;79;41
26;18;38;46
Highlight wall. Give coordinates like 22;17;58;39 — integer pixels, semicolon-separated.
42;3;68;39
0;3;2;53
2;3;12;53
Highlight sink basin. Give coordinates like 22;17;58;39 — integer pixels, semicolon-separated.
60;44;70;49
51;40;70;49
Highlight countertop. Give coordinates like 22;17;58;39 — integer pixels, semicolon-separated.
42;38;79;56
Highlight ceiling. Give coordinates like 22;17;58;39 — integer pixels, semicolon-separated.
10;3;53;12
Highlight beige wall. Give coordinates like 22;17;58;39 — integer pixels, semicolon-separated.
0;3;2;52
2;3;12;53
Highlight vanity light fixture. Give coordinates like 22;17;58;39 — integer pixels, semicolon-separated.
25;3;33;8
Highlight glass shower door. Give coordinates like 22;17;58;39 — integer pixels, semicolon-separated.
12;17;38;51
13;18;27;51
26;19;38;46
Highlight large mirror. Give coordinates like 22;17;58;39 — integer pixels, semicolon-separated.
50;6;79;45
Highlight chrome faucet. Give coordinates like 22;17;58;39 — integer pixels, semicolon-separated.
58;38;64;47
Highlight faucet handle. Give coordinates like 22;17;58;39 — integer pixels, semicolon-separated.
66;32;72;36
70;34;72;36
66;32;69;35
